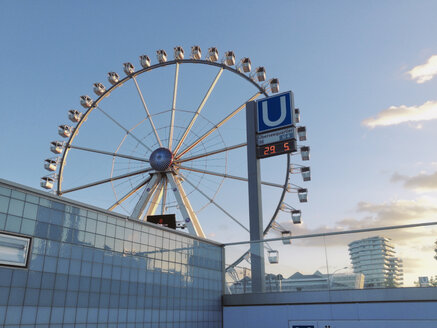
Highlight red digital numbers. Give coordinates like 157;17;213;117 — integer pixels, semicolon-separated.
284;142;289;151
263;146;269;155
263;145;277;155
262;145;277;156
257;140;296;159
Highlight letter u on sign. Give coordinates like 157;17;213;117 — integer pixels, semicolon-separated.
261;96;287;127
257;91;294;133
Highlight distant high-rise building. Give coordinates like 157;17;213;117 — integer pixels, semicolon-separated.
348;236;403;288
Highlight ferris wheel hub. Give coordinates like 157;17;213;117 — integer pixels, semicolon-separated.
149;147;173;171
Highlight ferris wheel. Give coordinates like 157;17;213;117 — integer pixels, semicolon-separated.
41;45;310;269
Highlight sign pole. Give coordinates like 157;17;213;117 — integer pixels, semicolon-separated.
246;100;266;293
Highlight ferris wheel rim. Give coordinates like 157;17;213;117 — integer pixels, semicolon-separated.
52;52;294;249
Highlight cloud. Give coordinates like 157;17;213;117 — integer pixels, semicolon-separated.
275;197;437;247
408;55;437;84
390;172;407;183
391;171;437;192
402;257;428;274
355;198;437;225
362;100;437;128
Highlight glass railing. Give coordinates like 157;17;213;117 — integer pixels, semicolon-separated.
224;221;437;294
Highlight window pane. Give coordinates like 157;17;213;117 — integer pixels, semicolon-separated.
8;199;24;217
23;203;38;220
0;196;9;213
25;194;39;204
20;219;36;235
0;187;11;197
11;190;25;200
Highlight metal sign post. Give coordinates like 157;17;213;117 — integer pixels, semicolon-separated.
246;91;296;293
246;100;266;293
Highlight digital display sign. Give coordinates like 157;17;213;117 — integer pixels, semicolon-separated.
256;140;297;159
146;214;176;229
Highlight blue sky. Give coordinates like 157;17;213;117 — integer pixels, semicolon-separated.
1;1;437;282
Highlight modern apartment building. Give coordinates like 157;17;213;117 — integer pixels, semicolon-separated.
348;236;403;288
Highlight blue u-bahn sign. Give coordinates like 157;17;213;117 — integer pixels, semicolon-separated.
257;91;295;133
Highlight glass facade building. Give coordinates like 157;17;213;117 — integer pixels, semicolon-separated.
0;178;223;327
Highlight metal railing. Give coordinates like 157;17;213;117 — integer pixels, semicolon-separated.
224;221;437;294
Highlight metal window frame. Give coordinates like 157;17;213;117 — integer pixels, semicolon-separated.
0;231;32;268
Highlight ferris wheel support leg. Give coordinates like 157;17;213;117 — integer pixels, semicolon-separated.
166;172;205;238
130;174;160;221
146;175;164;216
108;176;151;211
161;176;168;215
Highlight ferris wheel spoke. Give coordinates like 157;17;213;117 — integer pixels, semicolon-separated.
166;172;205;238
146;176;164;217
132;77;163;147
181;174;249;233
176;143;246;163
175;92;262;160
259;181;285;188
60;167;153;195
226;251;251;272
173;68;224;155
178;165;245;182
168;63;180;151
130;174;161;220
68;145;149;163
108;176;152;211
96;106;153;153
178;165;285;189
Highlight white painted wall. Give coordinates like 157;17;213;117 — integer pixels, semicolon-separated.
223;288;437;328
224;302;437;328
